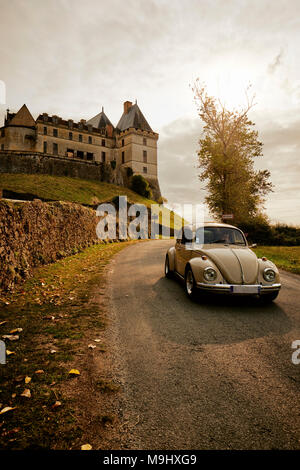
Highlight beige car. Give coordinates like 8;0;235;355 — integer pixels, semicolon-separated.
165;223;281;302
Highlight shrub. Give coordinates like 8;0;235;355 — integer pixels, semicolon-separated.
130;174;152;199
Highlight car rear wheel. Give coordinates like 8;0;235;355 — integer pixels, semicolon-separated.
165;255;172;278
185;267;197;299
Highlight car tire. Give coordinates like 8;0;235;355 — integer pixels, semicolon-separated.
185;266;198;300
165;255;172;278
260;291;279;303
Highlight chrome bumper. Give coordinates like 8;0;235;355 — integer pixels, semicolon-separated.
195;282;281;295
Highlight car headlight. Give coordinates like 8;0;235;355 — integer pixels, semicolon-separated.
203;267;217;282
263;268;276;282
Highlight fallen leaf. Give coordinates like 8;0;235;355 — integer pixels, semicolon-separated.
6;350;15;356
11;393;16;398
69;369;80;375
0;406;16;415
35;370;44;374
9;328;23;334
88;344;96;349
94;339;101;343
21;389;31;398
2;335;19;341
15;376;24;382
0;321;7;326
25;377;31;384
52;401;62;409
81;444;92;450
50;350;56;354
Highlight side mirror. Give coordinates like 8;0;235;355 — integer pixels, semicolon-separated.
249;243;257;248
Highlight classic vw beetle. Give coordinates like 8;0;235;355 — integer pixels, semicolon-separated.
165;223;281;302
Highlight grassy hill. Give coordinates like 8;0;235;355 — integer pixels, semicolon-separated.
0;173;181;231
0;173;156;206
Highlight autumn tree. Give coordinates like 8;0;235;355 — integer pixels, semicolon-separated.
193;81;273;224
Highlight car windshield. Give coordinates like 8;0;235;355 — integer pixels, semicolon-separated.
195;227;246;245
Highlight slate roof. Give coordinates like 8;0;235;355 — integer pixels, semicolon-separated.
87;108;114;130
116;103;153;132
8;104;36;128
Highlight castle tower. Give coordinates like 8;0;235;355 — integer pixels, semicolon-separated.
116;101;161;199
0;104;36;151
86;107;114;137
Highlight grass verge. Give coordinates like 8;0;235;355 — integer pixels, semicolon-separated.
253;246;300;275
0;241;135;449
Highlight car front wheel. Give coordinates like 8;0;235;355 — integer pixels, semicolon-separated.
185;267;197;299
260;291;279;303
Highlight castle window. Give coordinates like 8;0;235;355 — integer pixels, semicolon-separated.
122;139;124;147
143;137;147;145
1;129;5;137
102;139;106;147
122;151;125;164
143;166;147;174
43;126;47;135
53;129;58;137
101;151;106;163
67;148;74;157
87;152;93;161
1;144;4;150
53;143;58;155
143;150;147;163
43;141;47;153
69;132;73;140
79;134;82;142
88;136;92;144
77;150;84;159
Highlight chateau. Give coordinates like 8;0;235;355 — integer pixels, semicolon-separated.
0;100;160;197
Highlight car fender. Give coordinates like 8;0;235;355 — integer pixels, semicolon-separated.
166;246;176;271
257;258;280;285
188;256;223;284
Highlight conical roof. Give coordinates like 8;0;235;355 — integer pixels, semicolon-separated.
9;104;36;127
116;103;152;132
87;107;114;129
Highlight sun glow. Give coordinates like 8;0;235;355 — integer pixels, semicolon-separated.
203;70;254;111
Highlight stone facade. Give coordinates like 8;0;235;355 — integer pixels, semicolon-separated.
0;101;161;198
0;199;101;292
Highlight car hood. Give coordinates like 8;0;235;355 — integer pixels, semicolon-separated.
197;245;259;284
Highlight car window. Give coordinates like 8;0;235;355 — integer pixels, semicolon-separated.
195;227;246;245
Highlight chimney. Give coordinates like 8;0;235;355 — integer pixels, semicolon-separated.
106;124;113;137
124;101;132;114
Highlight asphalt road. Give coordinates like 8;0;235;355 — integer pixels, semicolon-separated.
108;240;300;449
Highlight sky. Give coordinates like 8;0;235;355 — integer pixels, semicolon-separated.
0;0;299;224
